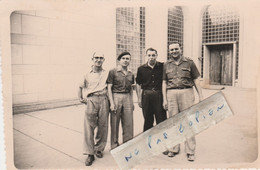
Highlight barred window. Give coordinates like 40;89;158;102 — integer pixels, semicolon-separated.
116;7;146;74
201;5;240;78
167;6;184;58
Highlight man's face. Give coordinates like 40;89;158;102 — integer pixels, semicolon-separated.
146;50;157;65
119;55;131;67
92;53;105;67
169;43;181;58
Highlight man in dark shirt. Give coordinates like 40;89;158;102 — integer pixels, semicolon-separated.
107;51;135;149
162;42;203;161
136;48;167;132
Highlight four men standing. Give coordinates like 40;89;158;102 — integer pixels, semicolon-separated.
79;42;203;165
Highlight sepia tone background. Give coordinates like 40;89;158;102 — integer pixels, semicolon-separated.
0;0;260;169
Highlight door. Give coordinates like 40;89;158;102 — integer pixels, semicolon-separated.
209;44;233;85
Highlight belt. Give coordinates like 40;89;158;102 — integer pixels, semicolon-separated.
143;88;161;92
87;93;107;97
169;86;192;90
113;92;130;94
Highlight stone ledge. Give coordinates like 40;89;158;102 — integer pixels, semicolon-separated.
13;99;81;114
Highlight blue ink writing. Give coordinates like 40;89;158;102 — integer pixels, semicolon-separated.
195;111;200;123
179;123;184;133
125;153;132;162
189;121;193;126
157;139;162;144
148;135;152;148
217;104;224;111
209;109;213;116
163;132;168;139
134;149;139;155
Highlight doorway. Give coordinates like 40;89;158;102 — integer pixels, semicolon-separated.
209;44;233;86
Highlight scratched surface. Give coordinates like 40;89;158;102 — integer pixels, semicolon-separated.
110;91;233;170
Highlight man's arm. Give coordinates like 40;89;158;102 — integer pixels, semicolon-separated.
130;86;134;111
107;84;116;113
136;84;142;108
194;78;203;102
162;80;168;110
78;87;87;104
135;68;142;108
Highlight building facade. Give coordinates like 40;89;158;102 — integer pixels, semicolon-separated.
8;2;260;111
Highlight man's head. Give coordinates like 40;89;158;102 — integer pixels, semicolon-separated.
92;52;105;68
146;48;158;66
117;51;131;67
169;41;182;59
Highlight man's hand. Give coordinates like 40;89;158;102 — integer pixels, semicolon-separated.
138;98;142;108
163;100;168;111
110;103;117;114
80;98;88;104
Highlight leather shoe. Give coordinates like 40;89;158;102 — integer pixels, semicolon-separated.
162;150;169;155
187;153;195;161
168;151;179;157
85;155;95;166
95;151;103;158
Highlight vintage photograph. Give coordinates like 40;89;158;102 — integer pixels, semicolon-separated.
1;0;259;169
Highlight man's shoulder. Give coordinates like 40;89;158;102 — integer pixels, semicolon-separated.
109;67;117;72
138;63;147;68
137;63;148;72
183;56;194;62
84;69;93;76
157;61;164;65
163;61;171;65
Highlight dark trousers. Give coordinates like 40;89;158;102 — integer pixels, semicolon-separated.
142;89;167;132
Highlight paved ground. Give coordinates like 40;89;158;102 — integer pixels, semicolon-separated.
13;87;258;169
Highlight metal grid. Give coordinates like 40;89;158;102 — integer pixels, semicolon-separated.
201;5;240;78
116;7;146;75
167;6;184;58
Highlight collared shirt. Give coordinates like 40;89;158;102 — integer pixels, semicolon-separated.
147;61;155;69
106;66;135;93
79;67;109;97
136;61;164;91
163;56;200;89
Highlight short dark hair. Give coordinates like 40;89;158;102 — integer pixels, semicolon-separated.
146;48;157;54
117;51;131;60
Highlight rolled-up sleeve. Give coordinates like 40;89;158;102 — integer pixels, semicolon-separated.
162;63;167;81
136;67;142;85
79;75;88;88
106;69;114;84
190;61;200;79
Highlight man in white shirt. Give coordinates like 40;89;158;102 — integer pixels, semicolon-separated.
78;52;109;166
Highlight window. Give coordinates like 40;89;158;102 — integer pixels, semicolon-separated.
116;7;146;74
201;5;240;78
167;6;184;58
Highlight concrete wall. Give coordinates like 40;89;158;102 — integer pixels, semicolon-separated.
10;3;259;106
11;9;116;105
238;4;260;88
145;5;168;63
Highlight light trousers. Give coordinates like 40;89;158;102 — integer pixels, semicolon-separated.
110;93;133;149
83;95;109;155
167;88;196;154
